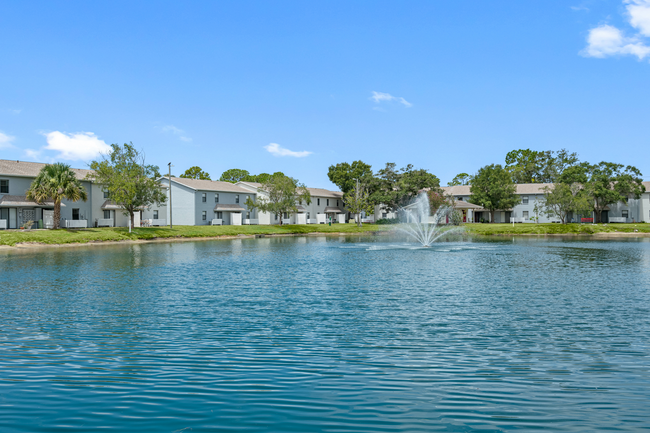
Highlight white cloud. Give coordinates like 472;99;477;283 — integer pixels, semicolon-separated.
42;131;112;161
24;149;42;159
582;1;650;60
0;131;15;149
370;91;412;108
264;142;312;158
627;0;650;36
160;124;192;142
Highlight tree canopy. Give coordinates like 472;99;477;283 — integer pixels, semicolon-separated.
448;173;471;186
26;162;88;229
180;166;211;180
219;168;251;183
504;149;579;183
89;143;167;230
244;174;311;224
370;163;440;211
589;162;645;223
343;183;374;226
327;161;374;194
469;164;519;222
542;183;593;224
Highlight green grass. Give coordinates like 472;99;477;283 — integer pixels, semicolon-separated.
2;222;649;247
0;224;391;247
464;222;650;236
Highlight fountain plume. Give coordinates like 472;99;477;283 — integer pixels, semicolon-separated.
397;192;464;247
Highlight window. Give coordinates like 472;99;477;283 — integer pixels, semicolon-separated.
103;210;111;219
215;211;223;219
382;212;387;218
153;210;159;219
72;209;80;220
307;212;310;220
317;198;320;206
523;211;529;219
235;195;240;204
327;199;329;206
458;197;463;201
202;211;207;221
522;196;529;204
215;194;219;203
103;190;109;198
0;179;8;194
202;193;207;203
283;212;288;219
337;200;339;206
275;214;278;221
622;210;629;218
246;212;250;219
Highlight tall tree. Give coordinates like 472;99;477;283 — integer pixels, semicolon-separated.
448;173;471;186
427;189;455;215
589;162;645;223
505;149;579;184
89;143;167;231
343;182;374;227
26;162;88;229
219;169;251;183
371;163;440;211
469;164;519;222
244;175;311;225
180;166;211;180
327;161;374;194
542;183;593;224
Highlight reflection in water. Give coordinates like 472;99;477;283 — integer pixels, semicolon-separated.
0;237;649;432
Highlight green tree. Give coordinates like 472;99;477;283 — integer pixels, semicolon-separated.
327;161;374;194
371;163;440;211
180;166;211;180
244;175;311;225
343;182;374;227
542;183;593;224
505;149;579;184
469;164;519;222
427;189;455;215
89;143;167;231
589;162;645;223
26;162;88;230
219;168;251;183
448;173;471;186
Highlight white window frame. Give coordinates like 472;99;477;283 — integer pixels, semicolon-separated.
202;211;207;220
202;193;207;203
215;194;219;203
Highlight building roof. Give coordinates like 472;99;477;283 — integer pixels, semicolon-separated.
454;200;483;210
441;183;553;196
214;204;246;212
324;206;343;213
0;195;65;207
101;200;145;210
307;188;343;198
295;205;307;212
0;159;93;180
168;177;252;193
238;181;263;188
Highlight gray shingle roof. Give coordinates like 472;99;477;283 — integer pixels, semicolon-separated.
0;159;93;180
170;177;252;193
214;204;246;212
0;195;65;207
307;188;343;198
441;183;553;196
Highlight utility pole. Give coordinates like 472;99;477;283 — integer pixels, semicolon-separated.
168;162;173;229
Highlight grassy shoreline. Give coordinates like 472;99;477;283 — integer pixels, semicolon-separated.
1;222;649;247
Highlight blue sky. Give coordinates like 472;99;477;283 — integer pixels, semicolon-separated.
1;0;649;188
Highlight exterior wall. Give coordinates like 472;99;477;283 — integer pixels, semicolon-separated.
641;192;650;223
194;190;255;225
303;196;346;221
0;175;94;227
160;179;196;226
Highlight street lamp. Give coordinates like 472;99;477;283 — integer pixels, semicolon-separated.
168;162;174;229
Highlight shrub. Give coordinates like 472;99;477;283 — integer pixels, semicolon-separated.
376;218;400;225
449;210;463;226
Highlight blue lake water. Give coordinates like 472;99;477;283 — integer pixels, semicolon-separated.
1;235;650;432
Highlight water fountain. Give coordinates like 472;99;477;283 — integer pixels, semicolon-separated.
397;192;464;247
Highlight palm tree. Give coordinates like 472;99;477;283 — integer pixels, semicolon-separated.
26;163;88;229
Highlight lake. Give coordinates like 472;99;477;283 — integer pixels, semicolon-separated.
1;235;650;432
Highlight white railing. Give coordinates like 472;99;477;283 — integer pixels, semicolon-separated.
97;219;113;227
282;219;291;225
609;217;627;223
244;219;259;225
64;220;87;229
361;217;374;223
151;219;166;226
0;220;6;229
211;219;222;226
307;219;318;224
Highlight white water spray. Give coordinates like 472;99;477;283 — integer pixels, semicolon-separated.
397;193;464;247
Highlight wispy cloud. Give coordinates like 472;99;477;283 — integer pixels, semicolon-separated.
370;91;412;108
581;0;650;60
160;124;192;142
24;149;42;159
264;142;312;158
0;131;15;149
41;131;112;161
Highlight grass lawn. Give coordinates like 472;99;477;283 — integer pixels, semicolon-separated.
464;222;650;236
0;223;391;247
